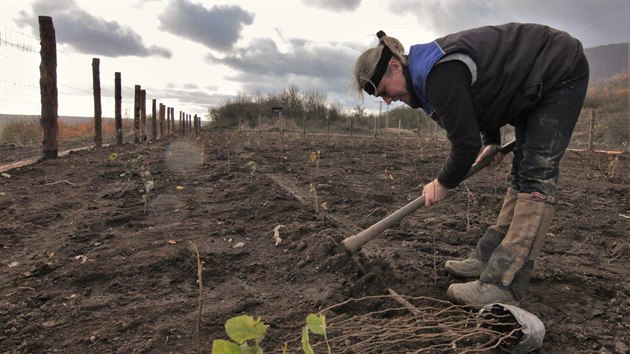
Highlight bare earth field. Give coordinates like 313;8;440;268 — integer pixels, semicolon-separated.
1;132;628;353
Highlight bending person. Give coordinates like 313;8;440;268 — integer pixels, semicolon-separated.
352;23;589;306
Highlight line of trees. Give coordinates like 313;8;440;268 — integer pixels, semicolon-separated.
207;85;342;130
206;85;436;133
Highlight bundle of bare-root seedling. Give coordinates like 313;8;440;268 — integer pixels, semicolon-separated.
281;289;544;353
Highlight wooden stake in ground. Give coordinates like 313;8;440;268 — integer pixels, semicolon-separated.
141;89;147;141
151;99;157;142
159;103;165;140
92;58;102;148
39;16;58;159
115;72;123;145
134;85;141;143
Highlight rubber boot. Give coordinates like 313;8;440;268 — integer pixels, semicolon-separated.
447;192;555;306
445;188;518;278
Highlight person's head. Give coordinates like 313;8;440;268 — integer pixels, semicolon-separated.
353;31;411;106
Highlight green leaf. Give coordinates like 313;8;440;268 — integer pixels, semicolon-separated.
302;325;314;354
211;339;241;354
306;314;327;336
239;344;263;354
225;315;268;345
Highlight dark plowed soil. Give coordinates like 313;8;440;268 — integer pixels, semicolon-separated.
1;132;628;353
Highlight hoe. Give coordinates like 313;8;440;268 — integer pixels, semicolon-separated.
342;139;516;255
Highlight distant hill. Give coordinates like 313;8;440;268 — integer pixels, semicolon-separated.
584;43;629;83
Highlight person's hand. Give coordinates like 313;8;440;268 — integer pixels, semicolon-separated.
475;144;504;169
422;179;448;207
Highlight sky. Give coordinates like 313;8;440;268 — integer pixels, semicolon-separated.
1;0;629;118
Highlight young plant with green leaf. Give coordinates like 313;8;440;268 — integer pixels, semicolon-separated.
212;315;269;354
302;313;331;354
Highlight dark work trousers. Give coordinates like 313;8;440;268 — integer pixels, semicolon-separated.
510;54;590;198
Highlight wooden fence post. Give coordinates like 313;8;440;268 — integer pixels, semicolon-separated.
140;89;146;141
588;109;595;152
166;106;170;136
159;103;165;140
173;108;177;134
151;99;157;142
170;107;174;136
115;72;122;145
170;107;175;135
92;58;102;148
373;116;377;138
39;16;58;159
134;85;141;143
166;107;174;136
303;115;306;136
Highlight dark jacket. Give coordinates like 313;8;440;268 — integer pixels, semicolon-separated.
407;23;584;188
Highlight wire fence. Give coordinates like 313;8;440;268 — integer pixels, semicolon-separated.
232;108;628;153
0;22;205;167
1;24;628;169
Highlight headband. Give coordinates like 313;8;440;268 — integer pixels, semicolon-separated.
364;30;393;95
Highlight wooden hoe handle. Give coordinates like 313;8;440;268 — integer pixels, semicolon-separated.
341;140;516;255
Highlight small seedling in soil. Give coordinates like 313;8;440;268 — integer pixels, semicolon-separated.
245;160;257;183
129;154;155;215
608;154;620;177
308;150;321;175
302;313;331;354
211;315;269;354
211;313;329;354
382;168;394;189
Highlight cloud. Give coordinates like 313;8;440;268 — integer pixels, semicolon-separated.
205;37;361;108
207;38;355;80
151;86;232;113
390;0;629;48
14;0;172;58
158;0;254;51
389;2;504;36
301;0;362;12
